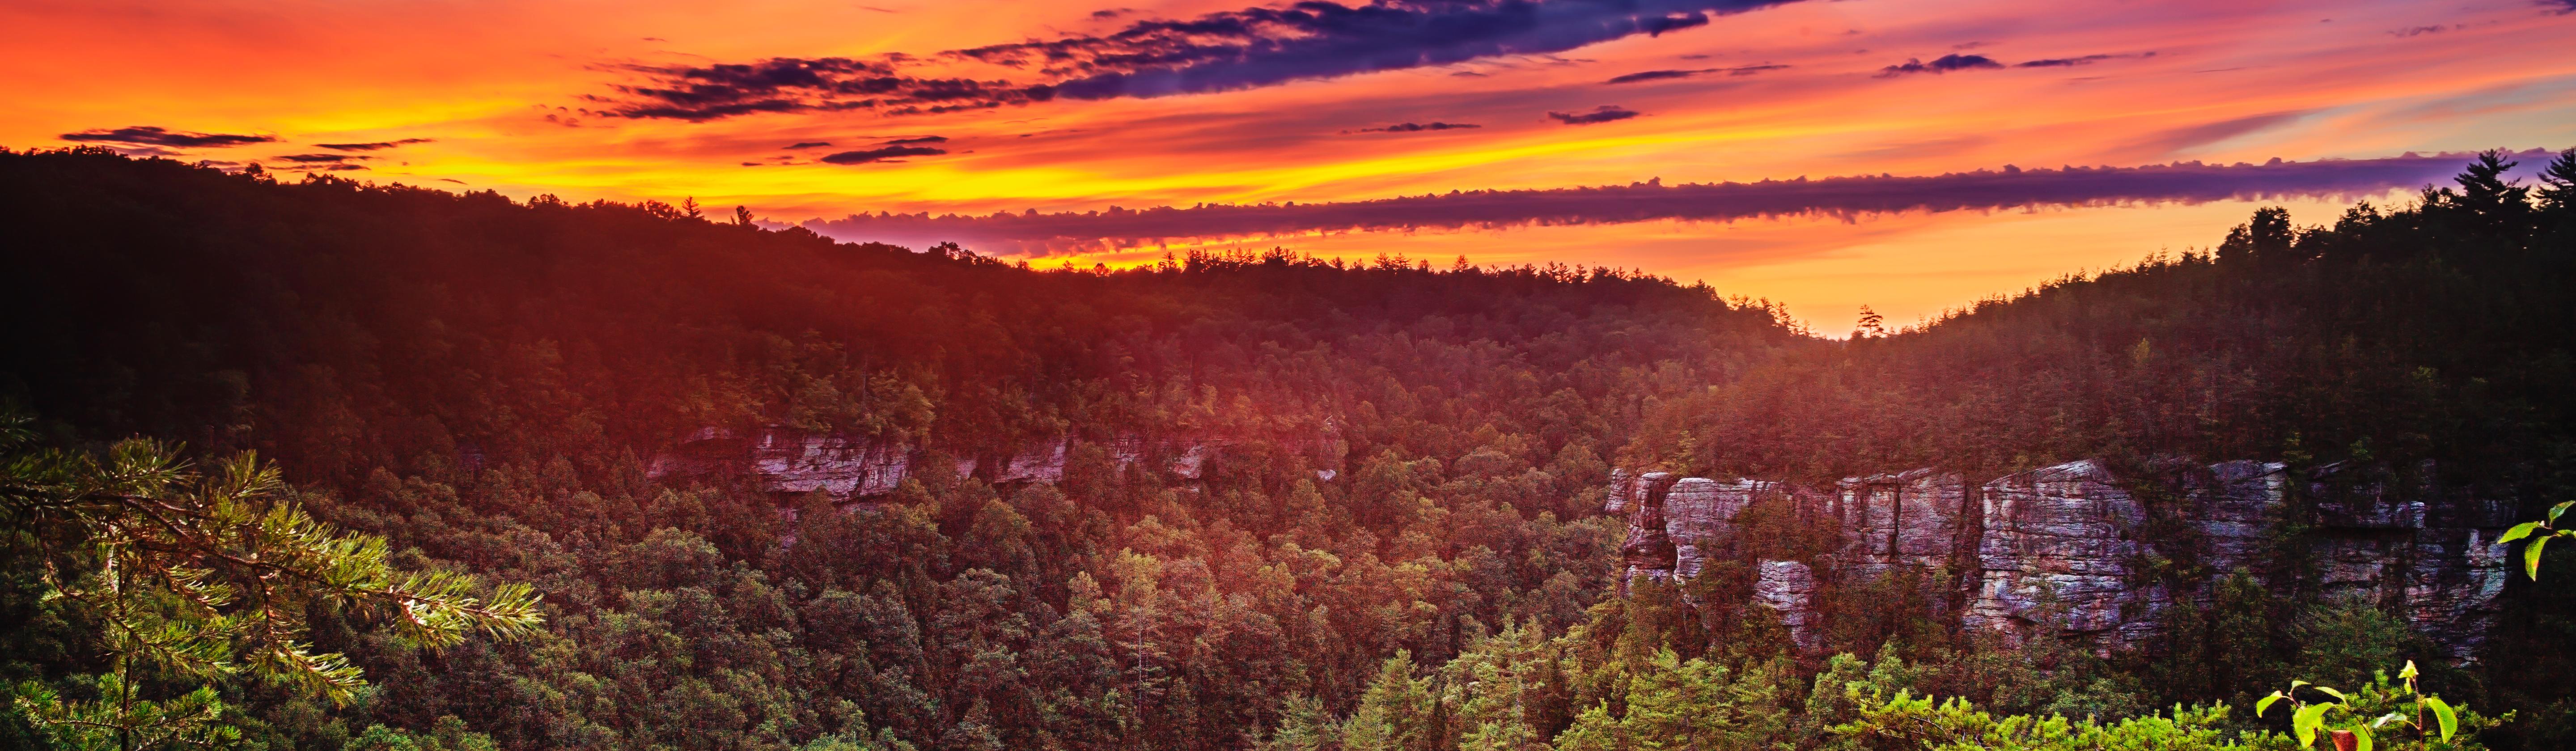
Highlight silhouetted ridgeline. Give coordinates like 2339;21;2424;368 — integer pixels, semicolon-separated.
3;146;2576;750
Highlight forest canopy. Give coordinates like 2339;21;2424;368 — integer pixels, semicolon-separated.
2;146;2574;751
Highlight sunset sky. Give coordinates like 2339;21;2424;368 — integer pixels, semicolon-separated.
8;0;2573;329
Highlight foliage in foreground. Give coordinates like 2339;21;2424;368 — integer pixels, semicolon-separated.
0;411;542;750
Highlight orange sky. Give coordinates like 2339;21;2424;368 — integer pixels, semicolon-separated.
6;0;2572;331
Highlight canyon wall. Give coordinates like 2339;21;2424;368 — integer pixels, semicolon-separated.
648;426;1333;501
1606;458;2516;662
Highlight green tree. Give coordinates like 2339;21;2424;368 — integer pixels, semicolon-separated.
1343;652;1432;751
1;412;543;750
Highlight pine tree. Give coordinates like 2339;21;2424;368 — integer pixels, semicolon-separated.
1343;652;1432;751
2538;148;2576;214
2451;149;2532;225
0;411;544;750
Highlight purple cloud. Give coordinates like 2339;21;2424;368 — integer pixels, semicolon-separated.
798;150;2555;254
596;1;1807;119
820;145;947;165
1877;53;2004;76
1607;64;1787;83
315;138;434;151
60;126;275;148
1351;122;1483;134
1549;106;1640;125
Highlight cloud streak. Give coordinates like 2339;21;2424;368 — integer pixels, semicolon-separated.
60;125;276;148
800;150;2552;254
316;138;434;151
596;0;1805;119
820;145;947;165
1351;122;1482;133
1877;54;2004;76
275;153;371;163
1549;105;1640;124
1606;64;1787;83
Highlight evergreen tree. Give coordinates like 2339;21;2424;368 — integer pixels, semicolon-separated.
0;411;543;750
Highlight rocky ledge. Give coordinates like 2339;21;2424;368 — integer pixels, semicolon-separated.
649;426;1336;501
1606;458;2515;662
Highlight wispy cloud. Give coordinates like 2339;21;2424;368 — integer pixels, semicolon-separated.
1349;122;1483;134
60;125;275;148
315;138;434;151
819;144;947;165
2115;110;2310;159
275;153;372;163
593;1;1806;119
1606;64;1787;83
799;151;2545;254
1549;106;1640;125
1877;54;2004;76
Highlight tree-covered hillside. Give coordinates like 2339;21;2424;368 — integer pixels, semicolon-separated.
2;146;2573;751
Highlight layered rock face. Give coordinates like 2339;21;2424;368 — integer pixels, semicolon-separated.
1754;560;1822;653
1614;471;1680;583
1968;460;2159;648
1832;469;1971;578
645;428;911;497
650;427;1312;501
1668;477;1778;579
2305;462;2516;662
1606;458;2516;662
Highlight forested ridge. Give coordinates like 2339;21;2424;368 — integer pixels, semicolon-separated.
2;146;2575;751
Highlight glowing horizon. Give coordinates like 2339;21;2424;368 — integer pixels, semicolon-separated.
8;0;2572;329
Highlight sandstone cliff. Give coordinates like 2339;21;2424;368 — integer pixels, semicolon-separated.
648;427;1327;501
1606;457;2516;662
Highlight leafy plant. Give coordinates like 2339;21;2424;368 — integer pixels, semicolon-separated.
2498;501;2576;580
2257;679;2369;750
2365;662;2457;750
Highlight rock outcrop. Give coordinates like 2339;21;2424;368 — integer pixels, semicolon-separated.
1604;457;2518;662
650;426;1332;501
1754;560;1822;653
1967;460;2160;648
1832;469;1971;578
1615;472;1680;583
2305;462;2515;662
646;428;911;497
1667;477;1775;579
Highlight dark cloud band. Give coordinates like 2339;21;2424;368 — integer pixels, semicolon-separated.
799;150;2556;254
1352;122;1483;133
1878;54;2003;76
820;145;947;165
597;1;1805;119
1549;106;1640;124
315;138;434;151
60;126;275;148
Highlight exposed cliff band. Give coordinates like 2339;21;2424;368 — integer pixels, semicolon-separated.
646;426;1338;500
1606;458;2514;662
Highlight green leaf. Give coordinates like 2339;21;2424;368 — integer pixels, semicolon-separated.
2353;725;2373;751
2500;522;2541;544
2530;535;2552;580
2291;680;2310;690
2426;696;2457;741
2312;685;2347;702
2295;703;2330;748
2258;693;2285;717
2373;713;2403;729
2551;500;2572;523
